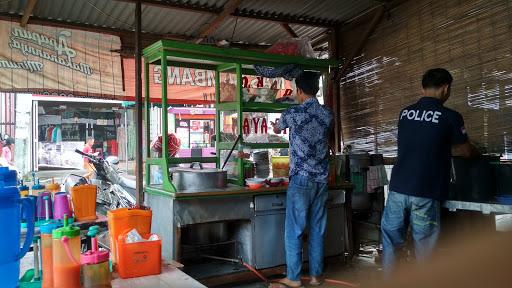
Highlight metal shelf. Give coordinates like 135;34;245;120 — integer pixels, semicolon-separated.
244;142;289;149
242;102;296;113
217;142;289;150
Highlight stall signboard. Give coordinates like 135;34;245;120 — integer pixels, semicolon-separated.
0;19;124;99
123;58;294;104
124;58;216;104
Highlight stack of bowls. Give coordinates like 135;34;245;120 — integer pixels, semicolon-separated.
253;151;270;178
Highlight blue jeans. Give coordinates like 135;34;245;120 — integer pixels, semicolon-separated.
285;175;328;281
381;191;441;276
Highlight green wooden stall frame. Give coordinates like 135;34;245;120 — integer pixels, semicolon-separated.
143;40;337;195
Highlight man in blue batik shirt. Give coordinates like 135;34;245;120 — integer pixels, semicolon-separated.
270;71;333;288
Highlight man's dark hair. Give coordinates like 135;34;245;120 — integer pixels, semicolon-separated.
5;138;14;146
422;68;453;89
295;71;320;96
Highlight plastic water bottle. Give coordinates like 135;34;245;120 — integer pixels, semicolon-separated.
0;167;35;288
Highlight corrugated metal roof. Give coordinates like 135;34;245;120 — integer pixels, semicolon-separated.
0;0;374;45
237;0;374;22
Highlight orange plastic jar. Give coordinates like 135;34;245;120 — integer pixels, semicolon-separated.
52;216;81;288
41;221;60;288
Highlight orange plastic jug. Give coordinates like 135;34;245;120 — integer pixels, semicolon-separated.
117;231;161;279
70;184;97;221
52;216;81;288
107;208;152;264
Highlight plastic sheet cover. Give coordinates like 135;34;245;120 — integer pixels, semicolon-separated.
340;0;512;158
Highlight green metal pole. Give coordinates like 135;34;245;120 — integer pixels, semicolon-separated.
235;63;244;186
144;60;151;188
134;0;143;205
215;68;221;169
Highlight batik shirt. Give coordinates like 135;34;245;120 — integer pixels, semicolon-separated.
279;97;333;183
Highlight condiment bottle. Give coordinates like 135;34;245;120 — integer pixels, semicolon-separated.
33;236;41;281
46;178;61;194
86;225;100;251
19;180;29;197
52;215;81;288
41;221;60;288
31;178;45;195
81;226;111;287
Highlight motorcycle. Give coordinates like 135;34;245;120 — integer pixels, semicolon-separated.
69;149;136;213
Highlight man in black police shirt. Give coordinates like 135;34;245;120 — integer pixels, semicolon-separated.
381;68;478;276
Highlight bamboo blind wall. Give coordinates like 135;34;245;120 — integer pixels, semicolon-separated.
340;0;512;157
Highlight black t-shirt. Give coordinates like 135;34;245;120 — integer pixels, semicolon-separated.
389;97;468;200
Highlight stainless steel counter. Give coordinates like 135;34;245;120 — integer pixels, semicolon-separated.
146;187;350;270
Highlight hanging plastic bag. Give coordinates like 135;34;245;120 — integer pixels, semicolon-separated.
266;38;316;58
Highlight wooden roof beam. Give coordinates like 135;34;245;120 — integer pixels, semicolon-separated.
281;23;298;38
195;0;242;44
20;0;38;27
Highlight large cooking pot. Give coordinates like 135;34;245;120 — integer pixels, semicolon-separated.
171;162;227;192
449;155;499;202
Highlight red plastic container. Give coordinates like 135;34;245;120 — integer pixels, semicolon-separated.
117;231;161;279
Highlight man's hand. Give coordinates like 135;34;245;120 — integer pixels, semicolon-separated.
271;120;282;134
452;141;480;158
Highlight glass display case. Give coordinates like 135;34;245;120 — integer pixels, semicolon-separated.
143;40;336;193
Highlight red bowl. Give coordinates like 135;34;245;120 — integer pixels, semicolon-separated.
247;183;265;190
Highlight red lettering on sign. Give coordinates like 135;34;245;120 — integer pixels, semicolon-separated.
243;118;250;135
242;76;249;88
283;89;292;97
256;77;263;88
261;118;268;134
252;118;260;134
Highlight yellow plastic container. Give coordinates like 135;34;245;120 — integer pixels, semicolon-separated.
107;208;152;264
70;184;97;221
272;156;290;177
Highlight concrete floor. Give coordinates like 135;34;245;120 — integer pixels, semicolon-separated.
20;253;381;287
216;256;382;288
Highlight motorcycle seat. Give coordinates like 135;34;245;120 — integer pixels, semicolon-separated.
120;174;137;190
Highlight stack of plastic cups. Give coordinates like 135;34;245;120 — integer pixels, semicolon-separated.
53;192;72;219
36;192;53;221
81;226;111;287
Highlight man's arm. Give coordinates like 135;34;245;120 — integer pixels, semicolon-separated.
450;112;479;158
452;141;480;158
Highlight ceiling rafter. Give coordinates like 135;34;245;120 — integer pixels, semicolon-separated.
281;23;298;38
194;0;242;44
20;0;38;27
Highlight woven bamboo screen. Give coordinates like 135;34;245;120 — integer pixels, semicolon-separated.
340;0;512;157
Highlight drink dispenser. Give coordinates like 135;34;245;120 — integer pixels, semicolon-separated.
81;226;111;287
0;167;35;288
52;215;81;288
41;221;60;288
